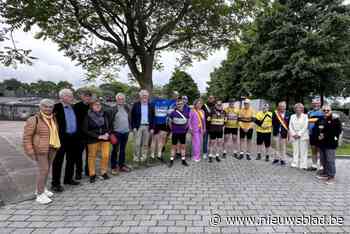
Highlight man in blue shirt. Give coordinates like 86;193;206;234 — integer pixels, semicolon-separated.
51;89;80;192
150;96;171;161
307;98;325;171
131;90;154;166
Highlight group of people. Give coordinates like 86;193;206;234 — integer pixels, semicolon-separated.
22;88;342;204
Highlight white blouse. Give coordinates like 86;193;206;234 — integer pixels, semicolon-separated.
289;113;309;141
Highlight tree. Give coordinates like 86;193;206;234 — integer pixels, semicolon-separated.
208;0;350;106
242;0;350;105
56;81;74;94
1;0;255;91
35;80;58;97
0;26;36;67
2;78;22;91
165;69;200;103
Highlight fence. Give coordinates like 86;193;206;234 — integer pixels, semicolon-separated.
0;103;39;121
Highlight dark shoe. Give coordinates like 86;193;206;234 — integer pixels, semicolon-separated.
238;154;244;160
182;160;189;166
119;165;131;172
306;167;317;171
75;174;82;180
102;173;110;180
90;175;96;183
246;154;251;160
265;155;269;162
51;185;64;193
233;153;238;158
215;156;221;162
256;154;261;160
222;153;226;159
168;160;174;168
272;159;279;164
64;180;80;185
209;157;213;163
280;160;286;166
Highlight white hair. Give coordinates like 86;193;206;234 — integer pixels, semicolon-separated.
139;89;149;97
322;104;332;110
116;92;126;100
59;88;73;99
294;103;304;111
39;99;55;108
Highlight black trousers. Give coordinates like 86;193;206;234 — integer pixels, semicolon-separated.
51;134;79;186
75;140;88;177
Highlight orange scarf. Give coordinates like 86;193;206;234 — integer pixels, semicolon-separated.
194;109;203;129
275;110;288;131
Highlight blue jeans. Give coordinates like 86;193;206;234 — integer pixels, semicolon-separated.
111;132;129;169
319;148;336;177
203;132;209;154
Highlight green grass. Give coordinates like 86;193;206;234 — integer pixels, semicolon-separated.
124;136;173;164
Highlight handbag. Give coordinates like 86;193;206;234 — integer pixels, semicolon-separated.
110;133;118;145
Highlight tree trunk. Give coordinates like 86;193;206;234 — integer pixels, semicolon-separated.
133;53;154;93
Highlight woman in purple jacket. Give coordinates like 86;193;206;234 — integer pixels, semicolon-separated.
189;99;206;162
168;98;190;167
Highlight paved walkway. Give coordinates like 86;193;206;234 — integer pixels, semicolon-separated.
1;121;350;233
1;155;350;233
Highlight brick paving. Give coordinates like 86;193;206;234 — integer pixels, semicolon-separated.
0;155;350;233
1;121;350;233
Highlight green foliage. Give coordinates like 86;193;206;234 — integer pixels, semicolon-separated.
0;27;37;68
208;0;350;105
0;78;74;97
165;69;200;103
1;0;253;90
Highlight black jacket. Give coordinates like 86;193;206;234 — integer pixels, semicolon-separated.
73;101;90;138
202;102;215;128
130;101;155;130
272;111;290;138
82;110;111;144
53;102;78;141
314;114;342;149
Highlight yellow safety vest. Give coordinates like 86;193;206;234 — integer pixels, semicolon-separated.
224;107;239;128
255;111;272;133
239;107;255;129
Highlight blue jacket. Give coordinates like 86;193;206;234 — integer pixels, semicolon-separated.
130;101;154;130
308;109;324;134
152;98;171;125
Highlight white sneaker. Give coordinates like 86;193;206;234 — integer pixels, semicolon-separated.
35;188;54;198
44;188;54;198
36;193;52;204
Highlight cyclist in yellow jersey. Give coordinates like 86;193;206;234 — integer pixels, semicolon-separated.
207;100;225;163
238;99;255;160
255;103;272;161
223;99;240;158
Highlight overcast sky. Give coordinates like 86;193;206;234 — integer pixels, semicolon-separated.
0;29;226;92
1;0;350;92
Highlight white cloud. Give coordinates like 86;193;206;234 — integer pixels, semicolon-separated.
0;29;226;92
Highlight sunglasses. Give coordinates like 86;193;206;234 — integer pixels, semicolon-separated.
323;109;331;112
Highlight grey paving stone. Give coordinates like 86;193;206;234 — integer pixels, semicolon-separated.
1;147;350;234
